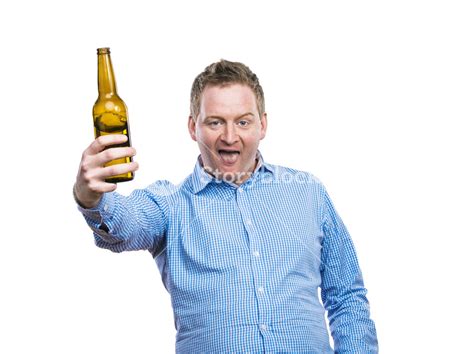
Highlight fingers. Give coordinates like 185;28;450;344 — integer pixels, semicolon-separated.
81;135;136;172
79;149;138;185
77;178;118;197
96;146;136;166
75;161;138;208
75;135;137;208
87;134;129;155
102;161;139;179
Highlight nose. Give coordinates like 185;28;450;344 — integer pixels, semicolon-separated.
220;123;238;144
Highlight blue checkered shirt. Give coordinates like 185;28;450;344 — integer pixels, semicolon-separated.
78;155;378;353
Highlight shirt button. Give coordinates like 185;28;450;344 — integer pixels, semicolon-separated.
239;188;244;193
246;219;252;226
260;324;267;331
104;204;109;212
258;287;264;294
253;251;260;258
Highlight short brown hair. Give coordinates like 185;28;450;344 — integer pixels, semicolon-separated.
190;59;265;119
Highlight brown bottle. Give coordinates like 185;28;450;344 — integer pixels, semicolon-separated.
93;47;133;183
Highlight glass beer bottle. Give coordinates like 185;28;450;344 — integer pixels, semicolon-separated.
93;47;134;183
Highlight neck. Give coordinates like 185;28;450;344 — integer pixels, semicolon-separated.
200;156;260;186
97;53;117;97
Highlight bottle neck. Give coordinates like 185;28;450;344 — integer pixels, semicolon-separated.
97;53;117;97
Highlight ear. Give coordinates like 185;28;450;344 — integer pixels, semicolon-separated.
259;112;268;140
188;115;197;141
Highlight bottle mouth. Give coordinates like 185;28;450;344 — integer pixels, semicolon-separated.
97;47;110;54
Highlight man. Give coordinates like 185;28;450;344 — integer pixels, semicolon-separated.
74;60;378;353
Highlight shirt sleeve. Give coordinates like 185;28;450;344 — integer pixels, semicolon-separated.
76;180;172;254
319;186;378;353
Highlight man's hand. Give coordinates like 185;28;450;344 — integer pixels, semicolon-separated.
74;135;139;209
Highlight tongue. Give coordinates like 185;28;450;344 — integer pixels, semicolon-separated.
220;151;239;165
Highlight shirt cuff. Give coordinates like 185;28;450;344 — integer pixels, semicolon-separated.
76;193;115;230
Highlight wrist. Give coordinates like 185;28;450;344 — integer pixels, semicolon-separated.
73;183;101;209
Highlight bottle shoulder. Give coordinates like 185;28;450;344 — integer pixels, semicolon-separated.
93;95;128;115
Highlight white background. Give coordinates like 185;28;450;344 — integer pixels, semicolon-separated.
0;0;473;353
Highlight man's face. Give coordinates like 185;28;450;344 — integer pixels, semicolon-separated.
188;83;267;185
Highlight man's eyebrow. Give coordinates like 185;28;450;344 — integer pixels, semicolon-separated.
204;115;224;120
236;112;255;119
204;112;255;120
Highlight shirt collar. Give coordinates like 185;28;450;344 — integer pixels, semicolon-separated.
189;150;274;194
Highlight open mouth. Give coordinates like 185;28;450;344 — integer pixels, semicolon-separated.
218;150;240;164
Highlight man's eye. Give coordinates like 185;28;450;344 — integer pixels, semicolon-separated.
238;120;249;127
209;121;222;126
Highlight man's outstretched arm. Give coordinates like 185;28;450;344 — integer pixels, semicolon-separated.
74;135;167;253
